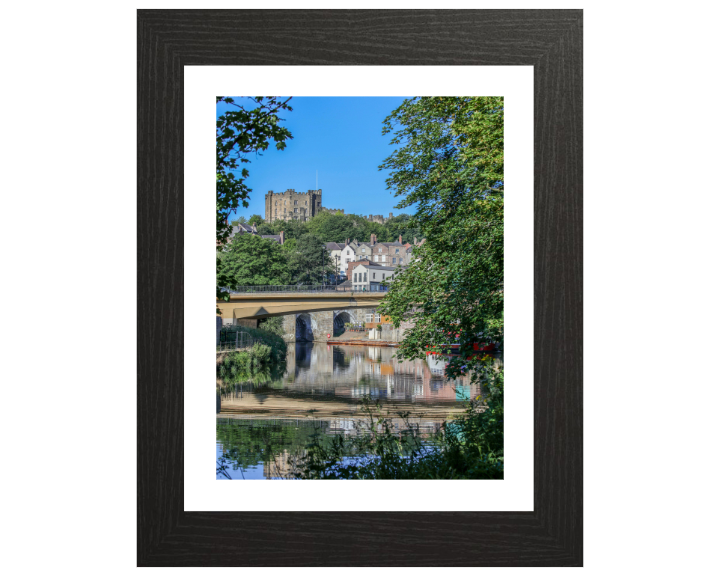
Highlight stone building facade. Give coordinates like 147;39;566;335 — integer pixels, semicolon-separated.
265;188;323;223
363;213;393;224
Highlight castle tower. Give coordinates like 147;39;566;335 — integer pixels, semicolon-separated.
265;188;323;223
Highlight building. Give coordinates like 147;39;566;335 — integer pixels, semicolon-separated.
363;213;394;225
224;222;284;245
352;263;398;291
227;222;258;242
324;241;346;275
265;188;323;223
261;231;285;245
340;241;357;273
346;258;371;280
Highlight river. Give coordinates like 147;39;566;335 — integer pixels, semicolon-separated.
216;342;482;479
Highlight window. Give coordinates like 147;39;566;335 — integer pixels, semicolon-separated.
294;208;298;212
375;313;381;322
378;248;382;253
362;248;365;253
374;256;378;262
395;249;399;254
382;274;385;280
366;312;374;323
363;273;367;282
294;200;297;205
392;258;396;264
382;255;386;262
353;273;357;282
373;273;376;279
399;258;403;264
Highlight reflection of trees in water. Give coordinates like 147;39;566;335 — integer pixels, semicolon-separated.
216;414;447;479
216;344;504;479
219;342;486;403
216;418;330;478
332;346;352;373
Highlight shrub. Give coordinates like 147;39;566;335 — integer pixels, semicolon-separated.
295;371;504;480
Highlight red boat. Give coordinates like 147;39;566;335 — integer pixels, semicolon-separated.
425;342;496;357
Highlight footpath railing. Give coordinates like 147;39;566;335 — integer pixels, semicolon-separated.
216;330;257;352
223;284;390;294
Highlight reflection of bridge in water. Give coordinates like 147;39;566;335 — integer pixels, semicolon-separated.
215;342;503;479
217;343;481;420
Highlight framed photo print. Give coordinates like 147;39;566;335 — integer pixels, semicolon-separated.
138;9;582;567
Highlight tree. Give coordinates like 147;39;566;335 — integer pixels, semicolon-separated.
385;213;424;244
216;96;293;300
305;211;357;242
262;218;308;241
255;222;275;236
287;233;332;284
219;234;291;287
377;97;504;384
248;214;264;226
230;216;247;226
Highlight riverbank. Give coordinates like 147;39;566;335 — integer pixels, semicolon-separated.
326;339;398;347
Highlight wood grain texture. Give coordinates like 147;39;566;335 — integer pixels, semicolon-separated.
137;9;583;567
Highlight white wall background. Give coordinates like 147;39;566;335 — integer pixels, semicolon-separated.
1;1;718;574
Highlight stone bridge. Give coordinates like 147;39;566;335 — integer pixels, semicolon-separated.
217;288;387;343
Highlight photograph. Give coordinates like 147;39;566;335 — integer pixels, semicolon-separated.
215;96;504;480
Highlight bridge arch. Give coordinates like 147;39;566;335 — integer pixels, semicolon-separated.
296;313;314;342
333;310;356;336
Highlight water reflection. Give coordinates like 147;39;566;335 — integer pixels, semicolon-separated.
216;343;492;479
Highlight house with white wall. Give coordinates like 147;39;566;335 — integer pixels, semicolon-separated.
351;264;397;291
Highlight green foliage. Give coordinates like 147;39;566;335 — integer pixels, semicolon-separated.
303;211;423;244
377;96;504;383
255;222;275;236
287;233;333;284
230;216;247;226
295;372;504;479
220;324;287;364
247;214;264;226
257;316;285;337
216;96;293;302
384;213;423;244
266;218;308;241
216;419;336;477
219;233;291;287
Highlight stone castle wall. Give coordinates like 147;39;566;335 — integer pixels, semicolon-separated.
364;212;394;225
265;188;322;223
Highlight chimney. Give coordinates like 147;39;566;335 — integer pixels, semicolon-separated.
280;230;285;245
414;237;418;245
252;224;257;233
398;235;402;244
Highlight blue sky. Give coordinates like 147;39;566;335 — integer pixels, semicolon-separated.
217;97;411;221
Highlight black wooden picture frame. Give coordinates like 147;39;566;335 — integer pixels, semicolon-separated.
138;9;582;567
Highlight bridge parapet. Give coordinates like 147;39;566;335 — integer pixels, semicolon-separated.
223;284;389;295
217;287;387;323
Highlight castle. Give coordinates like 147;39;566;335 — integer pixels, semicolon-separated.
363;213;393;224
265;188;323;223
264;188;392;224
